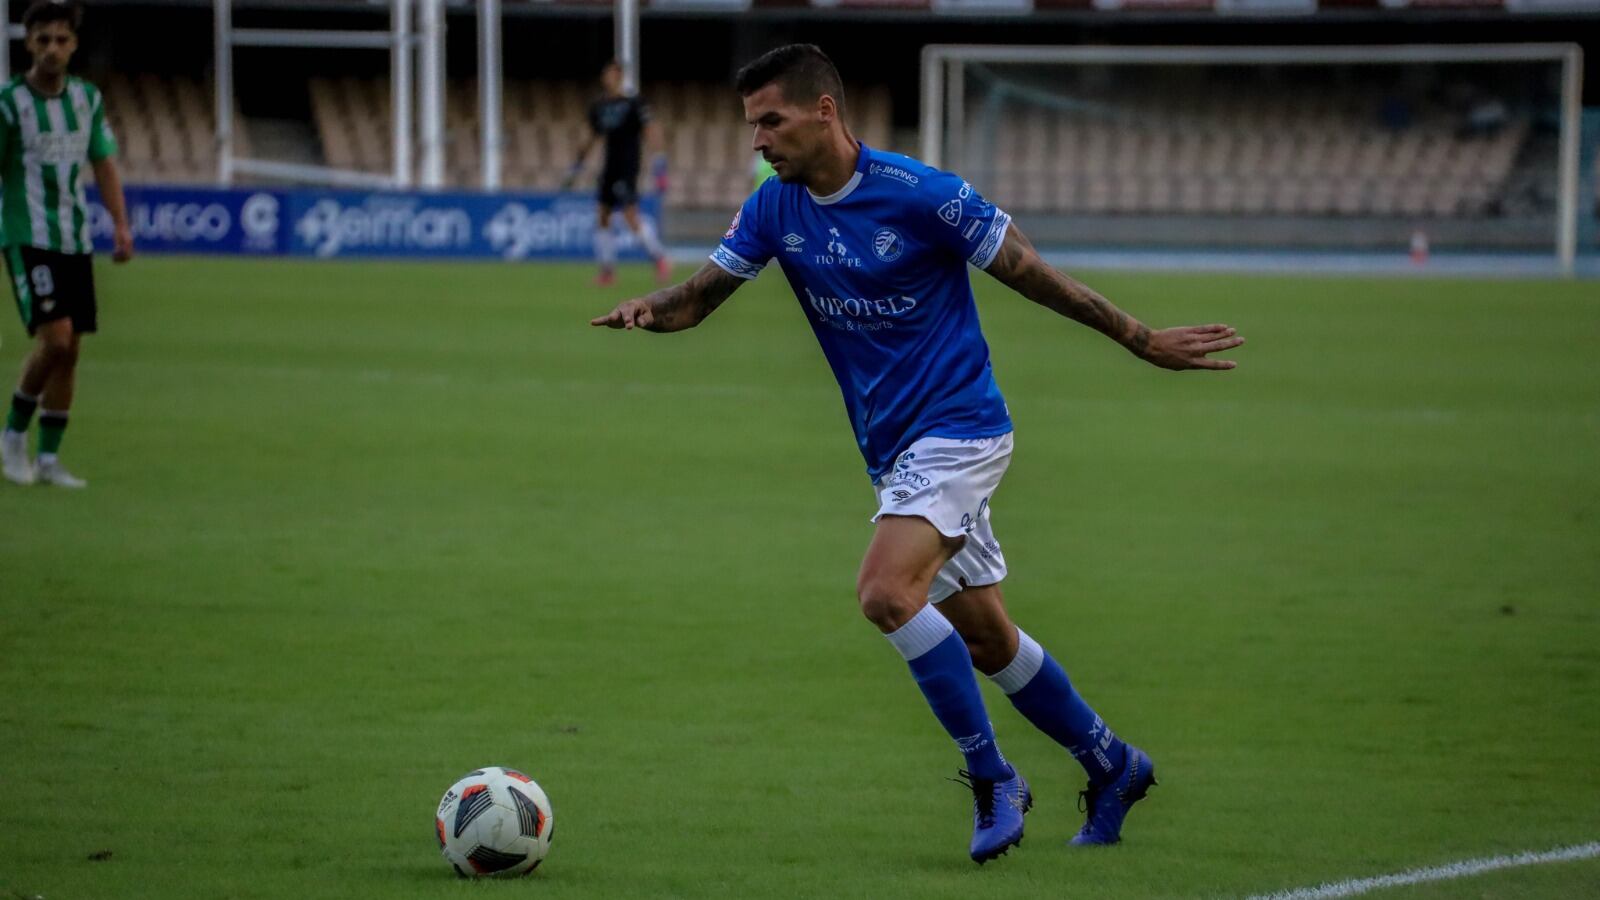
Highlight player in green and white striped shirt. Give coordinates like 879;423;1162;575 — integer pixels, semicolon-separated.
0;0;132;488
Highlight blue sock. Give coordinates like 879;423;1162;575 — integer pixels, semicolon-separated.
991;628;1127;785
885;605;1012;782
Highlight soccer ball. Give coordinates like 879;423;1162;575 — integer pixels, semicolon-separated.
434;766;554;878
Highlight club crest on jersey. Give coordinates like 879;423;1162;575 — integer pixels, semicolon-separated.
872;228;903;262
938;199;963;227
724;210;742;240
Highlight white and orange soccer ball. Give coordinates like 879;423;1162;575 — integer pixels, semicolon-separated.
434;766;554;878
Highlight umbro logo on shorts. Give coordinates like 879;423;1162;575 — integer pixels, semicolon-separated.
890;489;912;501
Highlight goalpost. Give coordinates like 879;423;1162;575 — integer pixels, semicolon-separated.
920;44;1586;276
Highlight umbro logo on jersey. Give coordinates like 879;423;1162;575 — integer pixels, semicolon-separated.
783;233;805;253
890;489;912;502
938;199;963;227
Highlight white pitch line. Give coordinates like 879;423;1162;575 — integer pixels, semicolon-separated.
1246;842;1600;900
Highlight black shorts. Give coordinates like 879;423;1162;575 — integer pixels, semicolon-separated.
598;168;641;208
5;245;97;336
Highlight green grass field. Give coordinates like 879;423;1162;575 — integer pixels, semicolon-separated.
1;257;1597;900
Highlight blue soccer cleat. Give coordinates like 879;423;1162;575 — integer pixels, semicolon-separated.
1070;745;1157;846
957;768;1032;863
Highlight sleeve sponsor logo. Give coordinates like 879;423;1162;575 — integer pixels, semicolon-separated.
938;199;963;227
969;210;1012;269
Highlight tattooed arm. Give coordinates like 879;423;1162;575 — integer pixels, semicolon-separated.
589;262;746;333
983;224;1243;371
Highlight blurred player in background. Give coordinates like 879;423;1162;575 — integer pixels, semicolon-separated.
565;60;671;286
594;45;1243;862
0;0;133;489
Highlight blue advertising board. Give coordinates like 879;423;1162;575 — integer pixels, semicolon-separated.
85;185;662;261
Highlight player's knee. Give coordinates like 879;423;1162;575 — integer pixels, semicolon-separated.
856;577;923;631
40;332;76;362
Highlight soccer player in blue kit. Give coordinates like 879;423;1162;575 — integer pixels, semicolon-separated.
592;45;1244;863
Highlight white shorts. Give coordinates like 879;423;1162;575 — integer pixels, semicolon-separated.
872;433;1013;604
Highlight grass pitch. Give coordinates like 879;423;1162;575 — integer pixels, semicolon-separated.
1;257;1597;899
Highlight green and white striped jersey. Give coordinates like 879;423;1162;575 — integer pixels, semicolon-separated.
0;75;117;255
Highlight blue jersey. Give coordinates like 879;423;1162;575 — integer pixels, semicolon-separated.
711;143;1013;481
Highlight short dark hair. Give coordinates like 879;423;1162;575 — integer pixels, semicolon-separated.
23;0;80;33
734;44;844;114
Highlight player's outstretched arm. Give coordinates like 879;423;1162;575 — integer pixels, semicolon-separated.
590;261;746;333
984;224;1243;371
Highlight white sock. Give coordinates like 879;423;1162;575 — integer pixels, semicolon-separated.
636;219;666;259
987;628;1045;695
884;604;954;662
595;227;618;269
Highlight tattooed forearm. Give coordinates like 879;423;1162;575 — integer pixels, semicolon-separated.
642;262;743;332
987;227;1151;358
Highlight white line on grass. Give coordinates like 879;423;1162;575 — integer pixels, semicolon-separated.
1246;842;1600;900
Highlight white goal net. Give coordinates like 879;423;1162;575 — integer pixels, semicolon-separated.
920;44;1585;273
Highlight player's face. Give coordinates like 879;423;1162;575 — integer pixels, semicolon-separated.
601;64;623;95
742;83;825;184
26;22;77;76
